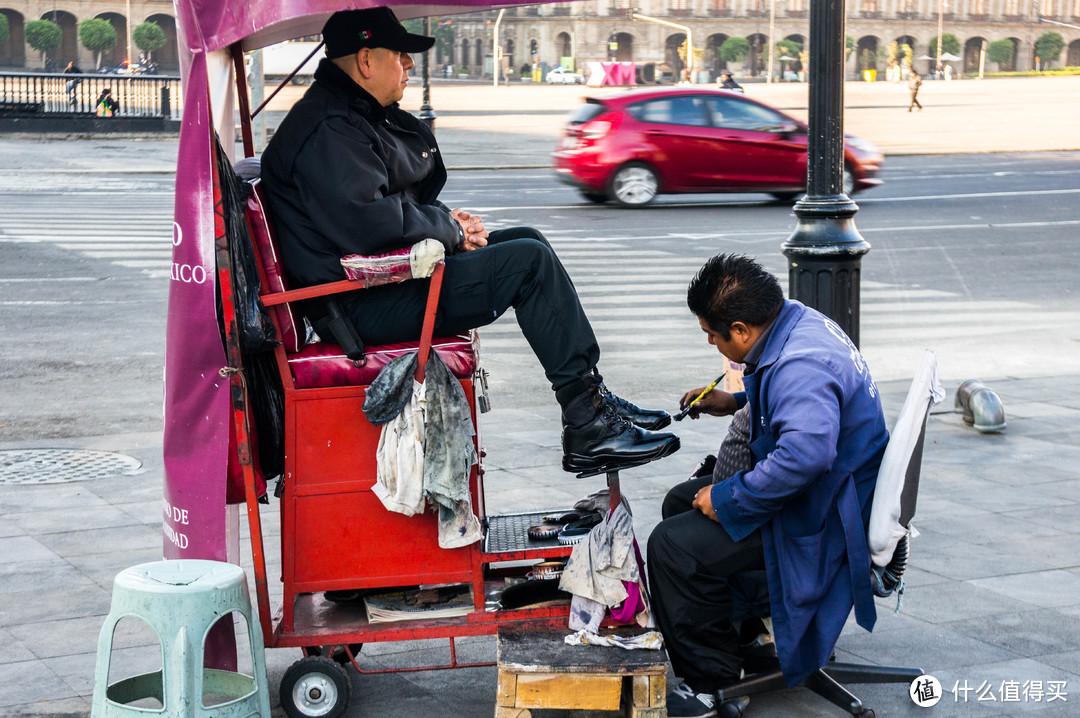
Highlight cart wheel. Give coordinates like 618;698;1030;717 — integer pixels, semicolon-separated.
329;643;364;665
280;656;351;718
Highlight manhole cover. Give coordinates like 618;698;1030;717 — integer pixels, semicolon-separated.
0;449;143;485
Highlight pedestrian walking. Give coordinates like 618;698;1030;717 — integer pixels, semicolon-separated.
908;70;923;112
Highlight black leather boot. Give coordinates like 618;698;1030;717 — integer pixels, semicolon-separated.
562;396;681;477
583;370;672;430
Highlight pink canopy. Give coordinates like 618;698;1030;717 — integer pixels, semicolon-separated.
163;1;544;563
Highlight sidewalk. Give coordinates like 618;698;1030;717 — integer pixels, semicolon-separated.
3;374;1079;716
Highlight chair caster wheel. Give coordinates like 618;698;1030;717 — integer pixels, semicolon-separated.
718;696;750;717
855;710;875;718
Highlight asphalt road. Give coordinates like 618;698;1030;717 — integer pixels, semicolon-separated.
1;151;1078;444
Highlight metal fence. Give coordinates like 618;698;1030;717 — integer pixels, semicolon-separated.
0;72;182;120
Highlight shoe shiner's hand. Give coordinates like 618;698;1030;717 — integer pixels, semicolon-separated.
679;387;738;419
692;485;720;522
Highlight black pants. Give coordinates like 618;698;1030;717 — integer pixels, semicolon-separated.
647;476;766;692
338;227;600;394
909;91;922;111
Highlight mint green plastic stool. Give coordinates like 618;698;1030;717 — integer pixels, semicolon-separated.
92;559;271;718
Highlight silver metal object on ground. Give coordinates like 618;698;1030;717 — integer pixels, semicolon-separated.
955;379;1007;433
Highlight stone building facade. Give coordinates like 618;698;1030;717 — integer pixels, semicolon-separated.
0;0;179;71
446;0;1080;79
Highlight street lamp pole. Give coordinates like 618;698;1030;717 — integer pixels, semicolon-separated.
936;0;945;73
419;16;436;130
767;0;776;83
781;0;870;346
126;0;133;63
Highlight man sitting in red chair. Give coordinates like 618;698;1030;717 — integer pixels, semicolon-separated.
261;8;680;476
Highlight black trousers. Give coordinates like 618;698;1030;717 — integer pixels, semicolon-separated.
647;476;766;692
339;227;600;394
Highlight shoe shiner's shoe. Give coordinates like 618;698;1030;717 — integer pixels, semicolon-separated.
585;370;672;430
667;681;719;718
562;399;680;477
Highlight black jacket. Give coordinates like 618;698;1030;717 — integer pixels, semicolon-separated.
261;59;462;291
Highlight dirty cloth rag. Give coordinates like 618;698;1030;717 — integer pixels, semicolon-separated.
560;503;639;630
363;351;481;548
564;629;664;650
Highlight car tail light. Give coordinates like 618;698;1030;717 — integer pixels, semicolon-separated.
581;120;612;140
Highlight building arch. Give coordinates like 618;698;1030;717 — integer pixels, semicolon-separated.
706;33;729;76
665;32;686;79
1068;39;1080;67
144;14;179;71
93;12;126;68
856;35;880;71
0;9;25;67
1003;36;1021;71
613;31;633;62
556;31;570;62
40;10;78;66
963;36;986;73
747;32;768;76
460;38;469;71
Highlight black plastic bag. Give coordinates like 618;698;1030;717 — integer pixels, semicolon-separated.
215;138;278;353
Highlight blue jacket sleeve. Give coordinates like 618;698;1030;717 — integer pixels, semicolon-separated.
712;356;842;541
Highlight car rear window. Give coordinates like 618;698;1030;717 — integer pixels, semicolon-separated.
568;101;608;125
627;97;709;127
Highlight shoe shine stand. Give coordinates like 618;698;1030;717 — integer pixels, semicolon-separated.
494;469;669;718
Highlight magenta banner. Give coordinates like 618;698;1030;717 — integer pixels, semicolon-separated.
163;47;230;561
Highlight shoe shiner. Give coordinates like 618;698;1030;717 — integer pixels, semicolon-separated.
648;254;889;717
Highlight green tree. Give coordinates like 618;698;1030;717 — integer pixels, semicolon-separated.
885;40;899;64
433;19;454;63
987;38;1015;67
0;14;10;46
24;19;62;67
1034;31;1065;68
133;21;166;60
928;33;960;57
901;43;914;69
845;35;855;61
719;36;750;64
79;18;117;69
860;47;879;71
775;38;801;60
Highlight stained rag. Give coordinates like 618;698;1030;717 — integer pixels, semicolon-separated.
364;351;481;548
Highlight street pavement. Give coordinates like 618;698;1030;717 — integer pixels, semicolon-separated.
1;79;1079;717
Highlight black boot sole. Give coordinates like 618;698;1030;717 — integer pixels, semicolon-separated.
563;436;681;477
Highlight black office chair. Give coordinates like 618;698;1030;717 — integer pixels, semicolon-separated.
716;351;943;718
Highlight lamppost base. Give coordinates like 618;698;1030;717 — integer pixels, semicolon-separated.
782;200;870;346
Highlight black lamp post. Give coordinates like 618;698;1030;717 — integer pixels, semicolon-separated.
781;0;870;346
419;16;436;130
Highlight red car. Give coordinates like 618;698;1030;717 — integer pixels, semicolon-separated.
552;87;883;207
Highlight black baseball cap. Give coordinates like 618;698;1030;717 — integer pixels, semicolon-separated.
322;8;435;58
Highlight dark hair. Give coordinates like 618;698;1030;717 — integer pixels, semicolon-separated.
687;254;784;339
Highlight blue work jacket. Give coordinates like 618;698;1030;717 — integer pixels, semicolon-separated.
711;300;889;687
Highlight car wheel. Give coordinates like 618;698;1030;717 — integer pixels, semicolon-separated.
580;191;609;204
843;166;855;196
610;163;659;207
770;191;801;202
